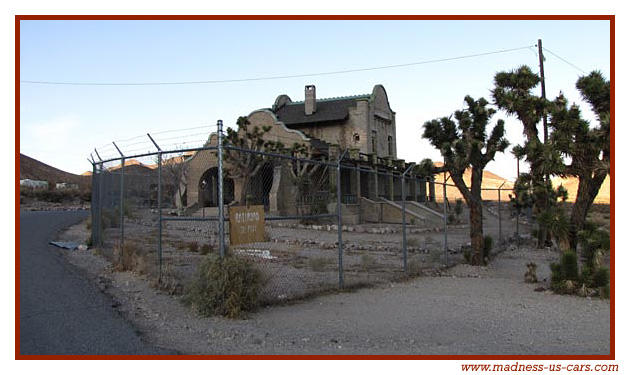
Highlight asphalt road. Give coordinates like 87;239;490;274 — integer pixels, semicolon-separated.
18;210;178;356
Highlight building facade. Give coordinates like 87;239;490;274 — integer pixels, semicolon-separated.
184;84;435;223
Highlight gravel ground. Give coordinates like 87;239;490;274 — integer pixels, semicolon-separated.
59;220;610;356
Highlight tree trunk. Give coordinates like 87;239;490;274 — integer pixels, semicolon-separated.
469;168;485;265
240;175;252;206
451;168;485;265
469;198;485;265
569;171;607;250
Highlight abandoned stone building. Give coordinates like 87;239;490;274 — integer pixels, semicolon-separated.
184;84;437;224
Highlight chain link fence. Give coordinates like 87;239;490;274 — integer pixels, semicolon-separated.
90;122;525;305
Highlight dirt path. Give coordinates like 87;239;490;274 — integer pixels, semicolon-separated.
58;218;609;356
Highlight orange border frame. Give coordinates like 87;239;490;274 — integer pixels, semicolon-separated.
15;14;615;361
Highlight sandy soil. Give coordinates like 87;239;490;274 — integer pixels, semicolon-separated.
57;218;610;356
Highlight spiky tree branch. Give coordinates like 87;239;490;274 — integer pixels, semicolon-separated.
422;95;509;265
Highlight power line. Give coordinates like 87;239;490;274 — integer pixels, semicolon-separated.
542;47;588;74
20;45;535;86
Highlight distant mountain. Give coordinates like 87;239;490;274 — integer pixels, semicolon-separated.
20;154;91;189
552;175;610;204
429;161;610;204
431;161;514;202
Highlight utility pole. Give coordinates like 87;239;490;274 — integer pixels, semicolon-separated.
538;39;548;144
538;39;551;247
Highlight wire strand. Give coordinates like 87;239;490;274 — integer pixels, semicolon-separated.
542;47;588;74
21;45;535;86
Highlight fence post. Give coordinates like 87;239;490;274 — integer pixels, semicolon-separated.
336;151;347;288
113;142;125;254
148;133;163;282
217;120;226;258
401;165;414;273
157;152;163;280
498;181;506;245
443;174;449;266
89;160;98;247
98;162;104;247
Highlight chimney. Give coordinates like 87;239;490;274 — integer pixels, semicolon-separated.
305;85;316;115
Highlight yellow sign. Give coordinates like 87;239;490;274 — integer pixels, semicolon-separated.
229;205;265;246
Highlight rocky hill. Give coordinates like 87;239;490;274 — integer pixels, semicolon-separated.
20;154;91;190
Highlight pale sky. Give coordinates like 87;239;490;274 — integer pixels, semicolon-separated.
19;19;610;179
6;2;628;374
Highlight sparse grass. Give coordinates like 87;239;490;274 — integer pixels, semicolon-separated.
406;258;423;276
309;257;330;272
430;249;443;264
113;242;148;273
200;243;212;255
154;263;183;295
100;209;120;229
406;237;419;247
360;254;378;271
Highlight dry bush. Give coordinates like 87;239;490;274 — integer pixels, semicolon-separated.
308;257;330;272
113;242;148;272
200;243;212;255
183;254;262;318
154;263;183;295
360;254;378;271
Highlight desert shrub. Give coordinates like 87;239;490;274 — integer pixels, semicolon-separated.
578;222;610;269
579;267;593;286
118;199;136;219
101;209;120;229
560;251;579;281
550;262;563;285
600;285;610;299
360;254;378;271
183;254;262;318
550;251;596;295
309;257;329;272
79;189;92;202
406;259;423;276
312;201;329;215
463;250;471;263
447;213;456;224
591;267;610;288
200;243;212;255
406;237;419;247
155;263;183;295
454;198;464;216
524;262;538;283
40;189;73;203
483;235;493;260
113;242;147;272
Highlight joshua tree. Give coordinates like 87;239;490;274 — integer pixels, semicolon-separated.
548;71;610;250
422;96;509;265
492;65;563;248
286;142;328;216
223;116;284;205
160;149;189;211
